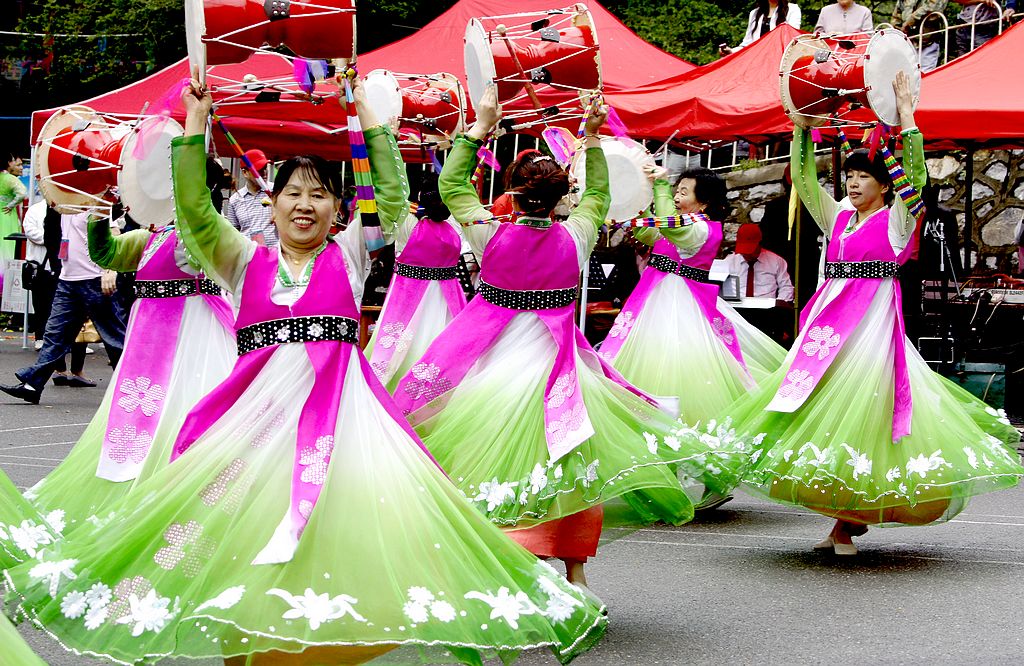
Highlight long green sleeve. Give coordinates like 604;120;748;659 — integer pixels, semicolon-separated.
172;134;250;291
87;219;150;271
363;125;411;240
790;126;838;234
891;127;927;241
634;178;707;252
439;136;490;225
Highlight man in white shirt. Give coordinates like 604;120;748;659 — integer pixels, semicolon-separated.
1;212;127;404
724;223;795;304
815;0;874;33
223;148;277;247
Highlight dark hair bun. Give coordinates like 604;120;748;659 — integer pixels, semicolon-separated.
417;190;451;221
503;154;570;216
677;167;730;221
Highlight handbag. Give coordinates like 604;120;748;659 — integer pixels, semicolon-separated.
76;320;102;344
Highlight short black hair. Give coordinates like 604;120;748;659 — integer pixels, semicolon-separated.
272;155;343;199
843;149;894;205
676;167;730;221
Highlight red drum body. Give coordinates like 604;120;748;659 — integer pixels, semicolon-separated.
780;29;920;128
186;0;356;70
465;4;601;129
365;70;466;145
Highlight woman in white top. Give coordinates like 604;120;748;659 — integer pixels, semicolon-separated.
721;0;802;55
815;0;873;34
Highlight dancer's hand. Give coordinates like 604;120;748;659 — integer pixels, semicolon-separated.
892;70;917;129
183;65;213;136
100;270;117;296
468;85;502;140
583;101;609;147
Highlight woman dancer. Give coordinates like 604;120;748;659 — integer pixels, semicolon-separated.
0;153;27;286
24;219;236;530
3;73;607;665
365;183;466;392
394;88;749;585
733;72;1023;554
720;0;802;54
600;168;786;430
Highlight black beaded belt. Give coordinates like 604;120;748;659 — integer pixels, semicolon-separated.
649;253;711;283
236;315;358;355
134;278;222;299
478;281;577;310
824;261;899;280
394;262;459;281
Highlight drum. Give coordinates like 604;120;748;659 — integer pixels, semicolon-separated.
185;0;356;71
571;137;654;222
464;4;601;129
35;106;182;225
780;28;920;128
365;70;466;144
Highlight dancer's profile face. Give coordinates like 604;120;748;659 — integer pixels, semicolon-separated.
273;169;340;251
674;178;703;214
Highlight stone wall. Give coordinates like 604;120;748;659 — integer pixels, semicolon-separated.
719;151;1024;273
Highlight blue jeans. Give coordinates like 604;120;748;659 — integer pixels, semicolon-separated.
16;278;127;393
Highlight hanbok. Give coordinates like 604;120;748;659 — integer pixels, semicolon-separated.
734;127;1023;524
366;213;466;392
3;131;607;664
0;613;46;666
0;470;61;570
0;170;27;286
600;180;786;427
26;227;236;530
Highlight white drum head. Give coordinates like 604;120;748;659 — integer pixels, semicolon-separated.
119;117;183;228
464;18;496;113
779;36;831;128
864;29;920;126
184;0;207;79
572;137;654;222
364;69;403;134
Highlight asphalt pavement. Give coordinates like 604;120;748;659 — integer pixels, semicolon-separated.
0;335;1022;666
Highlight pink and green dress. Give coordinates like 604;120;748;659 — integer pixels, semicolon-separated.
3;130;607;665
0;170;26;290
600;179;785;429
393;136;751;560
366;213;467;393
733;126;1023;524
25;226;236;531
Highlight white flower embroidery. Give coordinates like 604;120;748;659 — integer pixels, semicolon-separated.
430;600;456;622
403;363;450;402
840;443;872;480
84;604;109;630
643;432;659;455
545;403;586;444
195;586;246;612
44;510;66;535
114;589;174;637
783;450;794;462
905;450;949;479
608;311;636;339
964;447;979;469
518;490;529;505
752;433;767;447
528;463;548;494
299;435;335;486
379;323;413;353
548;371;577;410
84;582;112;609
885;466;902;482
61;591;88;619
266;588;366;630
29;558;78;596
537;577;583;623
307;322;324;338
801;325;841;361
664;435;682;452
106;425;154;465
408;587;434;605
553;465;564;481
116;376;166;417
474;480;518;512
464;587;540;630
982;454;995;469
778;369;814;401
797;442;829;467
276;326;290;342
9;519;55;558
403;600;430;623
711;316;735;346
985;407;1011;426
583;459;600;487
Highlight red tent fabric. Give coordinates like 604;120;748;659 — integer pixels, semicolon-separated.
610;24;803;145
912;21;1024;150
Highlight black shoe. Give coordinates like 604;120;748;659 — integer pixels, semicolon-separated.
66;375;97;388
52;374;70;386
0;383;41;404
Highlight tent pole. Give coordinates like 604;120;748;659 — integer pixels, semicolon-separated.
964;148;975;271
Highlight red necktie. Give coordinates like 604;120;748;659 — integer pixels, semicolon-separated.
745;260;756;297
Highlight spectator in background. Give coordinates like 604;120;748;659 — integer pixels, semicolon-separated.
954;0;1002;56
892;0;949;71
815;0;874;33
223;148;276;246
0;212;127;404
205;156;228;213
724;223;795;304
720;0;802;55
1005;0;1018;21
0;153;27;284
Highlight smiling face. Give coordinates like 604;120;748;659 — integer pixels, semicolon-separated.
272;167;340;253
674;178;705;214
845;169;890;213
7;157;23;177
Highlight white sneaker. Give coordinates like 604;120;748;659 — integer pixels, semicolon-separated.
84;345;95;355
34;340;43;351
